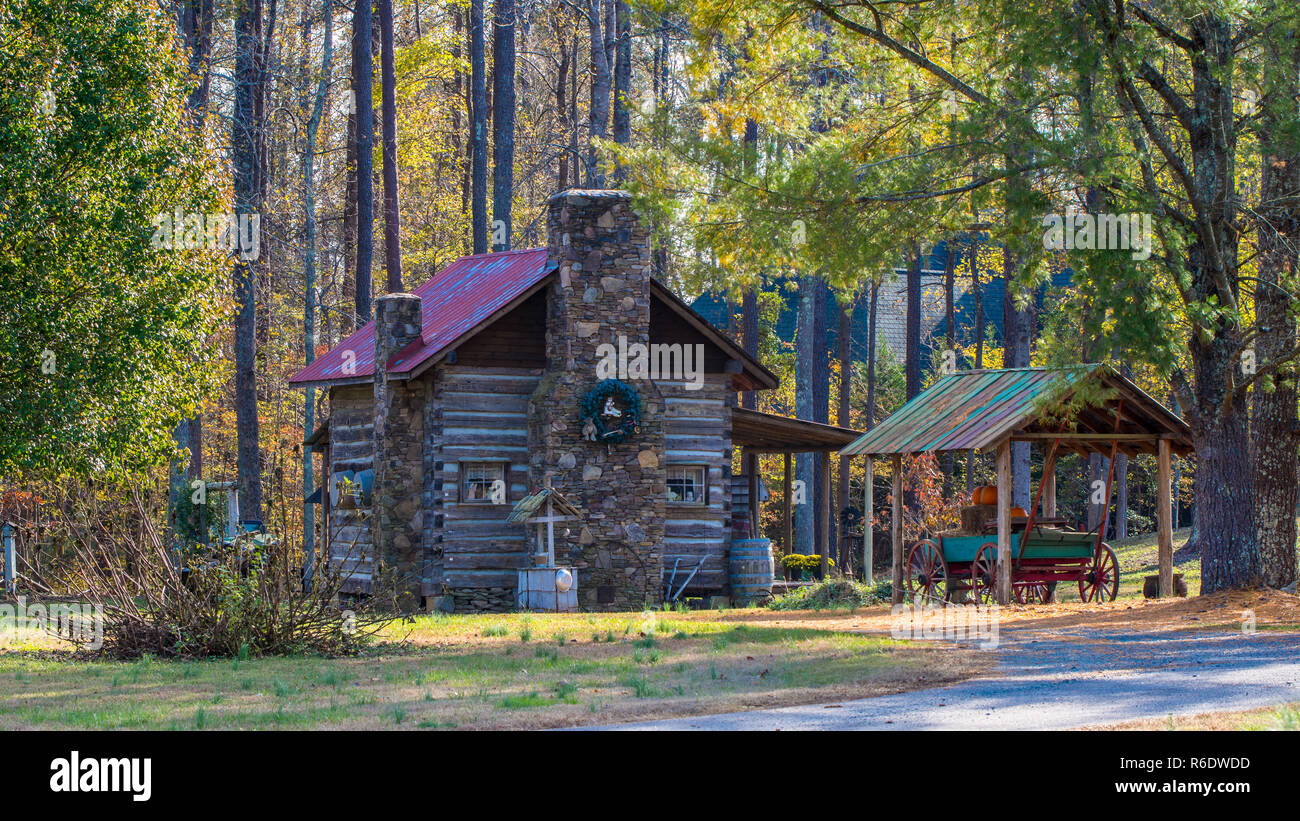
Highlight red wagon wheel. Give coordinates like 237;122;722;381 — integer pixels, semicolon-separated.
970;543;998;605
907;540;949;604
1079;544;1120;602
1013;583;1050;604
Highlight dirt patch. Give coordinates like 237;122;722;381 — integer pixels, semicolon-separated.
475;644;990;730
681;589;1300;639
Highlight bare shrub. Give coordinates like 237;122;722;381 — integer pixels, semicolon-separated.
27;478;384;659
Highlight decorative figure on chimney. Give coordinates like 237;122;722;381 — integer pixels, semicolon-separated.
578;379;642;444
601;396;621;420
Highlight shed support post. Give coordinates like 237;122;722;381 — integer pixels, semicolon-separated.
819;457;831;578
863;457;873;585
891;454;904;605
783;453;793;555
1157;438;1173;598
996;439;1012;605
2;523;14;597
1043;466;1056;519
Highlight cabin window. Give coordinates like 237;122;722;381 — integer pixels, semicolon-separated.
462;461;508;504
666;465;707;505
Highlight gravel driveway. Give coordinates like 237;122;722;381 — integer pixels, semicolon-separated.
596;626;1300;730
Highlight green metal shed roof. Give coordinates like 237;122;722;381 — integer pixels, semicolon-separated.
840;365;1194;457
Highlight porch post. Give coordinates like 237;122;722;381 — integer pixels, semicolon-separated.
1157;438;1173;597
996;438;1012;605
782;453;793;555
819;456;831;577
863;456;873;585
891;454;903;605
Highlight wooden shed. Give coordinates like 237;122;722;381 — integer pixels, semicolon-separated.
839;365;1194;604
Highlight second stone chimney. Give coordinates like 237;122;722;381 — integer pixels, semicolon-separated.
372;292;425;612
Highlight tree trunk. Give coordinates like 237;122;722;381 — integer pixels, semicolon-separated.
1086;453;1102;532
585;0;611;186
570;29;581;189
451;9;468;225
739;114;760;536
742;287;759;535
1114;364;1131;540
469;0;488;253
492;0;516;251
181;0;214;127
233;0;266;521
973;235;984;368
1251;112;1300;589
942;240;956;492
173;0;214;498
352;0;374;320
342;103;357;334
837;298;851;569
379;0;401;290
905;243;921;399
968;234;982;494
794;278;815;554
1003;241;1032;510
610;0;631;179
1196;410;1257;592
812;281;829;551
866;281;878;429
301;0;333;587
554;14;570;189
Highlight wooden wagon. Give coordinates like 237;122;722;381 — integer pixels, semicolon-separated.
839;365;1195;605
906;523;1118;604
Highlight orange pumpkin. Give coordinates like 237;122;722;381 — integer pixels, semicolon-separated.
1009;506;1028;518
972;485;998;506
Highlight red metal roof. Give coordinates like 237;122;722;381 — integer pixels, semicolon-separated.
289;248;554;386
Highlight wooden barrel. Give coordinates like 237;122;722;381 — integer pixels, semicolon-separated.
729;538;773;605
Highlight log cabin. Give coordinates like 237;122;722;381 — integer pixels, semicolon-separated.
291;189;859;612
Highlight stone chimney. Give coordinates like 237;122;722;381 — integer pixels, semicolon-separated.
530;190;665;611
372;292;425;612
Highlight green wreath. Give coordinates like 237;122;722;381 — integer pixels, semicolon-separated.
579;379;642;444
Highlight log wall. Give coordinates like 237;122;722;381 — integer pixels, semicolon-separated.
426;365;542;611
327;384;376;593
657;374;733;593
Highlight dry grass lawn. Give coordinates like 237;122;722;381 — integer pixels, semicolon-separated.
3;520;1295;730
0;609;990;730
1080;703;1300;731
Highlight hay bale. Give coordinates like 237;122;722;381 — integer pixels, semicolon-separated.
959;505;996;534
1142;573;1188;598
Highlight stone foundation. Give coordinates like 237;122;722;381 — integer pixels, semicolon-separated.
447;586;514;613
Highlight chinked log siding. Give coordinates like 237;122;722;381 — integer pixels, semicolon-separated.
428;366;541;597
328;384;376;593
659;375;732;592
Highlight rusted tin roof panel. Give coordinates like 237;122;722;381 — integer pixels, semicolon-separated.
840;365;1192;457
290;248;553;386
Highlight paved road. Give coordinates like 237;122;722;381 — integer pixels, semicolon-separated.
600;628;1300;730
